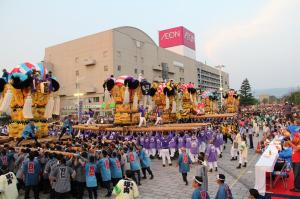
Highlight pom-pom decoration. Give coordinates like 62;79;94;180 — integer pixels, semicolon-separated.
149;87;157;97
103;78;115;91
0;78;6;93
140;79;151;95
50;77;60;92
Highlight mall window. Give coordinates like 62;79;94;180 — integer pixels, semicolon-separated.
117;65;121;71
134;68;138;74
134;56;138;62
104;65;108;71
141;70;144;75
141;57;144;63
179;68;184;73
93;97;99;102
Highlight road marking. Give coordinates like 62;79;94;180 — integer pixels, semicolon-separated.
230;153;258;188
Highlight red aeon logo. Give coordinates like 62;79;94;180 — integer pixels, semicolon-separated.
159;26;195;50
161;30;181;40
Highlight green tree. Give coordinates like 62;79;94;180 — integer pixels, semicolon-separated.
239;78;257;106
285;90;300;105
269;96;279;104
262;98;269;105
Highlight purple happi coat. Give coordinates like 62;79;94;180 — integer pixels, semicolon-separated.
149;136;156;149
108;133;116;140
185;135;192;149
197;131;206;144
169;136;177;149
156;137;162;149
139;135;145;146
144;136;150;149
206;130;213;141
178;136;186;148
205;144;218;162
124;135;132;142
214;133;223;148
190;139;199;155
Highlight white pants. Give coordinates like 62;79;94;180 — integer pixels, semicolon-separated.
199;142;206;153
145;149;151;156
207;161;218;169
157;149;162;157
86;118;95;125
216;146;223;155
151;148;156;156
239;155;247;164
161;149;171;165
231;146;238;158
170;148;176;157
155;117;162;125
186;148;191;156
139;117;147;127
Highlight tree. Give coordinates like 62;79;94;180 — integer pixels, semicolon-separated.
262;98;269;105
269;96;279;104
239;78;257;106
284;90;300;105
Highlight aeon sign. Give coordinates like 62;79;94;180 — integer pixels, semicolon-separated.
159;26;195;50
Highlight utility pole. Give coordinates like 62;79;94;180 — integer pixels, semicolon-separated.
215;65;225;110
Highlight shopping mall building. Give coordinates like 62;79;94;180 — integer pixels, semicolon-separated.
44;26;229;116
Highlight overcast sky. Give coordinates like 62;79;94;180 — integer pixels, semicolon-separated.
0;0;299;90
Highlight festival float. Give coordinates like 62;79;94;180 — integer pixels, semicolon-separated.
70;76;239;132
102;75;222;125
103;75;148;125
201;90;219;114
0;62;60;138
223;89;239;113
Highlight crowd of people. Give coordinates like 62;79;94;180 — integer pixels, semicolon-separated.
0;102;299;199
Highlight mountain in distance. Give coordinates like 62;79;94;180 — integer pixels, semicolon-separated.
253;87;300;98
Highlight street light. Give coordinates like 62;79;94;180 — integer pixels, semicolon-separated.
215;65;225;110
74;92;84;122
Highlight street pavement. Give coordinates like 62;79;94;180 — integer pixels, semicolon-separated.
19;135;261;199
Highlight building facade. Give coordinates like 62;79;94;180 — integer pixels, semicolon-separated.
197;62;229;91
44;26;229;116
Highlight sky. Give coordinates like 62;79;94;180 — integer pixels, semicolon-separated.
0;0;299;90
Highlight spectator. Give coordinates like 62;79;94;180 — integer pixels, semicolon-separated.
215;174;233;199
112;170;139;199
288;133;300;192
195;152;208;192
248;188;264;199
177;147;192;186
191;176;210;199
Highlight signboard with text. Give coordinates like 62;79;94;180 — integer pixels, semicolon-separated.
159;26;195;50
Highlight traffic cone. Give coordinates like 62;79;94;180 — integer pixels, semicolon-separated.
256;142;261;154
